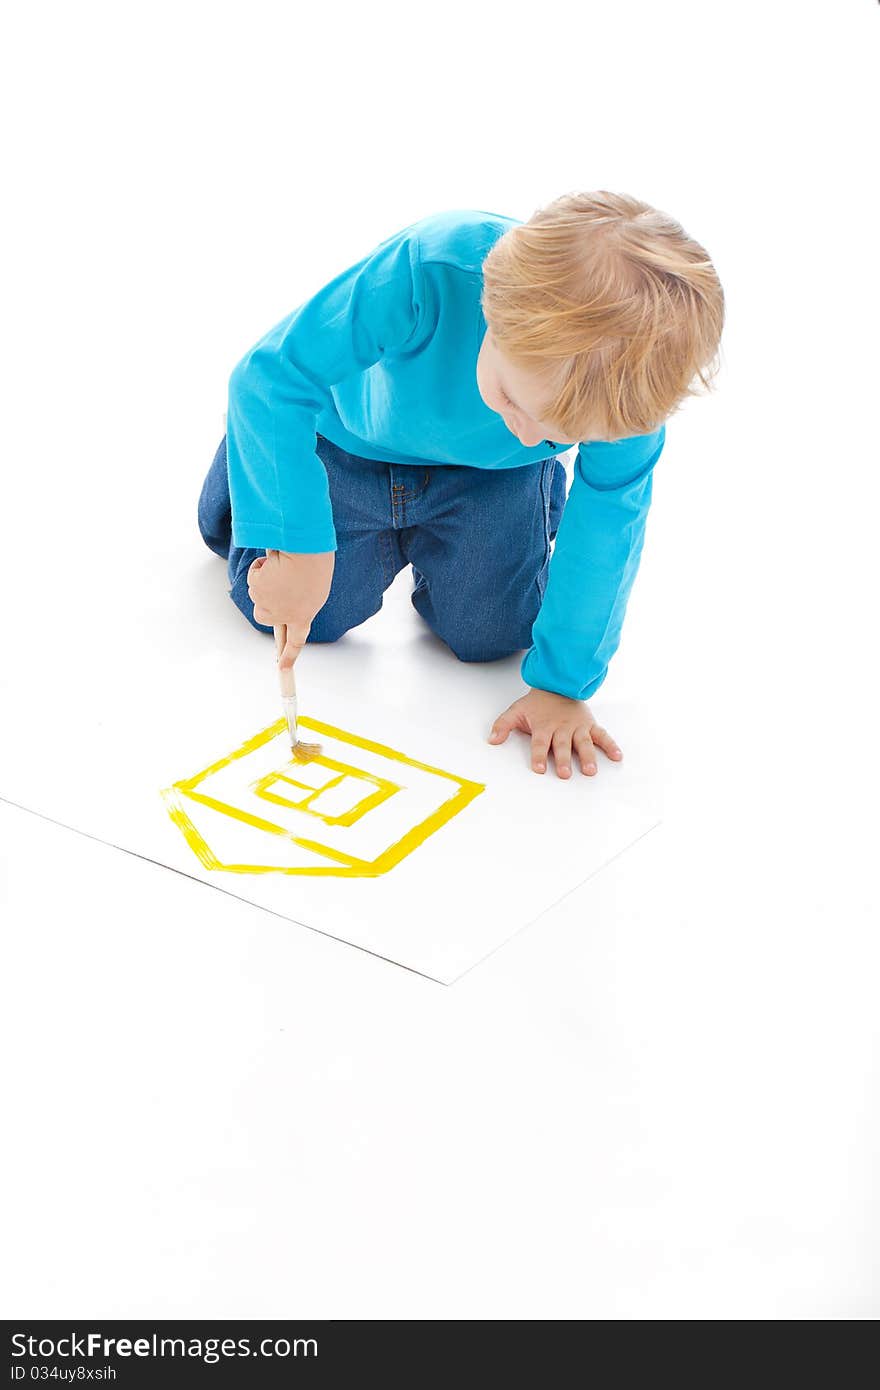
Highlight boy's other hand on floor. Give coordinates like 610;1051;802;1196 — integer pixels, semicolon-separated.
488;688;623;779
247;549;335;668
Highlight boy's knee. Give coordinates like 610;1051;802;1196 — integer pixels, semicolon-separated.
305;625;346;645
417;613;533;664
425;604;535;664
411;573;539;664
441;618;533;663
308;591;385;644
449;639;525;663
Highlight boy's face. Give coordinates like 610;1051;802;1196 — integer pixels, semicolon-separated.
476;329;583;448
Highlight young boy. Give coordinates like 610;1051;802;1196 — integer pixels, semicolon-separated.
198;193;724;779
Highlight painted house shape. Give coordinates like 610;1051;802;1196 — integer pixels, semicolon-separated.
161;716;484;878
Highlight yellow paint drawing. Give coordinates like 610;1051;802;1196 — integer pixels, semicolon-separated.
160;715;485;878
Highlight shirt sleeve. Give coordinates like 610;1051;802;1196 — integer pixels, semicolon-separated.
226;230;433;554
520;424;667;701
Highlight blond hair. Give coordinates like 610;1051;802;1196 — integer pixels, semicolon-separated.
480;190;725;441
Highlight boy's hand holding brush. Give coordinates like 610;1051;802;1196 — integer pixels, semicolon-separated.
248;549;335;760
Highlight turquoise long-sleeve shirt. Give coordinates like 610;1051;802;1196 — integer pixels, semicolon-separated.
226;209;666;702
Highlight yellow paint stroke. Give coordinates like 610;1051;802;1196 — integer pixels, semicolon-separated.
160;715;485;879
250;755;400;827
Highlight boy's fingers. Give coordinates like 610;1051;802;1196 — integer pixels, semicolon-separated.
530;726;553;774
488;713;514;743
551;729;573;779
279;637;304;670
590;724;623;760
573;728;598;775
279;620;311;669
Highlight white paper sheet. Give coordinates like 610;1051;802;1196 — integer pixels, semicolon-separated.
1;479;662;982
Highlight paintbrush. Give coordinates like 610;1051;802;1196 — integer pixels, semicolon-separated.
274;624;322;762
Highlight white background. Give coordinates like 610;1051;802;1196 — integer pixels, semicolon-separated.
2;0;878;1318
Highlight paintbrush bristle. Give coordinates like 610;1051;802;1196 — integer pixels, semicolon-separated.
292;740;322;763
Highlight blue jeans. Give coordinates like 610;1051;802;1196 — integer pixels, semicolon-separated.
197;433;568;662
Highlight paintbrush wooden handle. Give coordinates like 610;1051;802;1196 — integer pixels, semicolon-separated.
274;624;296;700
